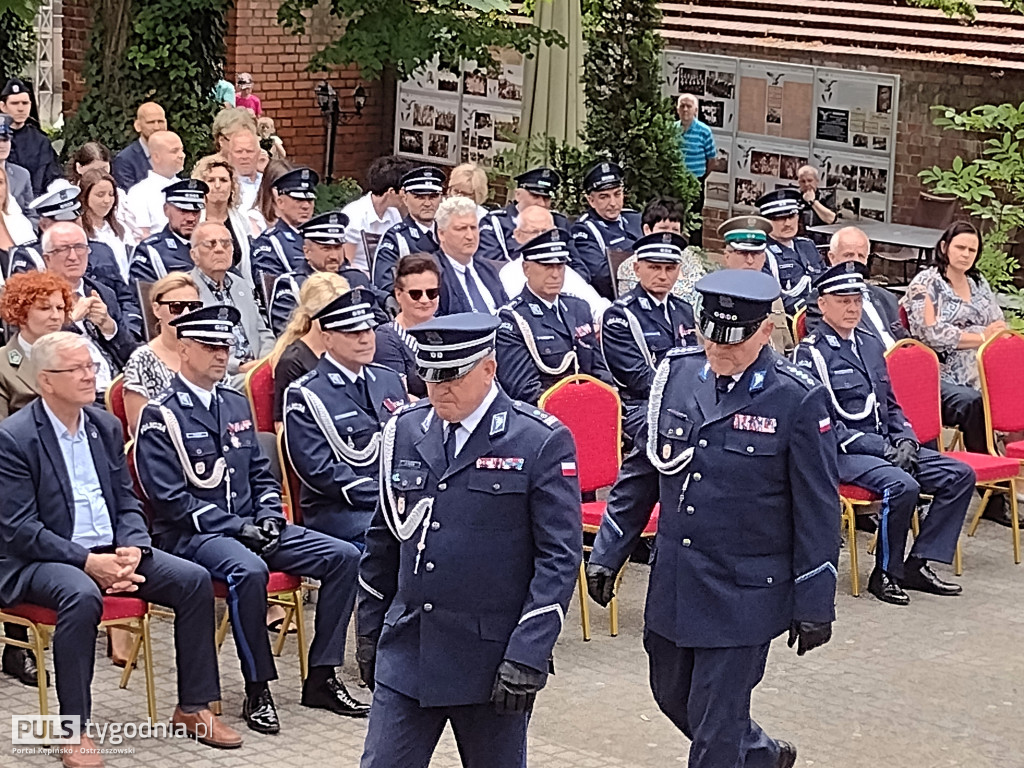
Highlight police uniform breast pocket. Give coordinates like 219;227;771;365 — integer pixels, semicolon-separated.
723;422;780;459
184;432;219;475
391;467;428;494
734;554;789;588
466;472;529;528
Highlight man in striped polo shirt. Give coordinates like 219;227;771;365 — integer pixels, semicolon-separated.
675;94;717;248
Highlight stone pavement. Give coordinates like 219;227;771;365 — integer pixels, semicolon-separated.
3;513;1024;768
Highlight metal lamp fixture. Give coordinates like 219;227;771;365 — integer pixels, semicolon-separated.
314;81;368;183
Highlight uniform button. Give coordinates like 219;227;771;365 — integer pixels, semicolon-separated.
698;439;707;448
438;482;447;491
401;480;408;487
430;521;440;530
492;483;501;490
686;505;695;515
231;492;237;498
415;477;422;486
425;562;435;572
682;538;691;547
229;468;235;474
693;472;702;481
222;446;229;453
347;427;353;433
746;446;755;454
423;603;433;612
675;428;684;436
766;576;773;584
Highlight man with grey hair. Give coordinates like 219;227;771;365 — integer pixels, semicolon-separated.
435;195;508;316
0;331;243;767
189;221;273;388
804;225;903;347
796;165;837;244
675;93;717;248
41;222;138;397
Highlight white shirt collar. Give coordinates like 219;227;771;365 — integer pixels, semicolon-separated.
147;169;178;184
324;352;364;383
444;382;499;440
178;373;215;409
70;279;86;296
412;219;434;236
643;289;668;308
41;399;85;441
443;251;469;274
17;334;33;356
527;287;558;311
139;137;151;158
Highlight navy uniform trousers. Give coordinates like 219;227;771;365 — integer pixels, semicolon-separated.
22;550;219;721
840;449;974;578
181;525;359;683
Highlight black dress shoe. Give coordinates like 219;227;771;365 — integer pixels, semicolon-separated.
242;687;280;734
301;676;371;717
981;495;1015;528
775;740;797;768
902;562;962;596
867;568;910;606
2;646;48;687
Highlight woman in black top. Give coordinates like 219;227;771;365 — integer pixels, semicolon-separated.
269;271;350;425
373;253;441;398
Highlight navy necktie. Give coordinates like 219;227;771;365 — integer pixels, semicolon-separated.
462;266;489;313
352;375;371;412
444;422;461;466
715;375;732;404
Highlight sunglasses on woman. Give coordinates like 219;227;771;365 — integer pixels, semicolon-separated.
405;288;439;301
157;300;205;315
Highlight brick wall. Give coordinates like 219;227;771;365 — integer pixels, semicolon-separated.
61;0;91;113
225;0;394;186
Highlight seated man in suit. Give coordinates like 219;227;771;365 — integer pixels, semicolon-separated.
435;195;507;316
0;331;241;768
129;179;208;284
189;221;274;389
283;288;406;545
496;228;613;404
111;102;166;192
804;225;905;348
40;222;139;399
135;306;368;734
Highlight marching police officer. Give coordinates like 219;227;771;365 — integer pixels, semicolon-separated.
372;166;443;293
794;261;973;605
601;231;698;441
251;167;318;290
129;178;209;284
10;186;143;338
357;313;582;768
755;188;826;315
477;167;577;262
587;270;839;768
135;305;370;734
268;210;378;334
717;215;794;353
496;228;613;404
571;161;642;300
283;288;406;545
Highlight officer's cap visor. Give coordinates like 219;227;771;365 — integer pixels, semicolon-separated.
697;314;765;345
417;358;486;384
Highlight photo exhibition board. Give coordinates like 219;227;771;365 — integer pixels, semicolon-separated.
661;51;898;219
395;52;525;168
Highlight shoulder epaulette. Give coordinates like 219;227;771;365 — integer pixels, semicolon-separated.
152;389;174;405
666;345;704;358
511;400;561;429
217;385;248;402
289;369;318;389
775;358;818;390
801;333;817;345
614;294;635;307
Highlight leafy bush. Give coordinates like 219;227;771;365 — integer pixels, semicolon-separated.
315;178;364;214
0;10;35;87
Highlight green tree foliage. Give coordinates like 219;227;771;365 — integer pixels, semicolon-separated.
63;0;229;164
0;9;36;86
919;103;1024;296
579;0;699;225
277;0;563;80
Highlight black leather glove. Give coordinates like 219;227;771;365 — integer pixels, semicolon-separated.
491;660;546;715
787;621;832;656
886;439;919;475
585;563;617;607
356;634;378;691
259;517;284;557
236;523;270;554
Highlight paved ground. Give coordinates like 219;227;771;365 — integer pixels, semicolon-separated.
3;510;1024;768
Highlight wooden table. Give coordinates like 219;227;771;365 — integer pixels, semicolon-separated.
808;220;947;283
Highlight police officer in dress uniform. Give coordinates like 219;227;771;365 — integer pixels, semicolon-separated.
495;228;613;404
717;215;794;354
10;186;144;339
755;189;826;316
793;262;973;605
251;167;319;290
371;167;444;294
477;167;578;263
571;162;642;300
587;270;840;768
268;210;377;334
134;305;370;734
601;231;698;442
129;178;209;284
283;288;406;545
356;313;583;768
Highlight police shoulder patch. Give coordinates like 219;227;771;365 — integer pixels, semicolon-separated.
775;358;818;390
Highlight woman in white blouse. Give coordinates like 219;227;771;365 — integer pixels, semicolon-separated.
0;164;36;276
80;169;135;281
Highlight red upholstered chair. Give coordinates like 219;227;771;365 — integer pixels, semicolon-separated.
244;357;275;433
105;374;129;443
898;304;910;332
792;307;807;342
0;597;158;721
887;338;1021;566
539;374;654;639
838;483;878;596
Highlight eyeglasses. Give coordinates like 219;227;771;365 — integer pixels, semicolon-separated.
197;239;233;250
45;244;89;258
404;288;439;301
44;362;100;377
157;300;205;315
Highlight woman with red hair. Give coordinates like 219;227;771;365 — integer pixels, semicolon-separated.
0;271;73;420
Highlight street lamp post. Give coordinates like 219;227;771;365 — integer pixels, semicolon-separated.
314;82;367;184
